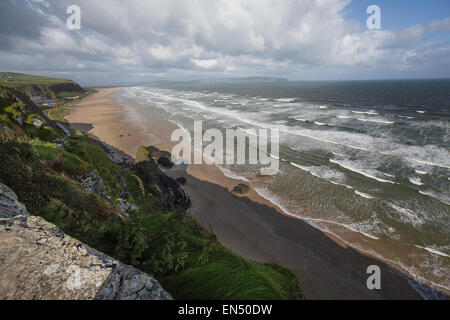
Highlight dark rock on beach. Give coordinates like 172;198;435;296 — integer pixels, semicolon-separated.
175;177;187;186
232;183;250;196
158;157;174;169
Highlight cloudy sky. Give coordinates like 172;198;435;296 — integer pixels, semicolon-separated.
1;0;450;86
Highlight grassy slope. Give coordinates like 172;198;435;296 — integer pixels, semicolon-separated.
0;72;73;85
0;87;301;300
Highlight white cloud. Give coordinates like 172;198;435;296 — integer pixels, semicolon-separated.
0;0;449;85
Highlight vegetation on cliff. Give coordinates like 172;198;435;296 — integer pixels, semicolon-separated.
0;72;85;100
0;83;301;300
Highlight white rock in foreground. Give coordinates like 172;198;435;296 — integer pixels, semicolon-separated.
0;183;171;300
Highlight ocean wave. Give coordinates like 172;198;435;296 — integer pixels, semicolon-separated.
354;190;375;199
386;203;425;227
419;190;450;206
217;166;250;182
356;118;396;125
329;159;396;184
289;162;349;186
275;98;297;103
409;176;424;186
414;246;450;258
125;88;450;170
252;186;380;240
352;110;379;115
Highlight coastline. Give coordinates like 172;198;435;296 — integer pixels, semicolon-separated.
66;87;426;300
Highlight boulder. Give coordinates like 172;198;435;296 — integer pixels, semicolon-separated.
52;138;69;148
231;183;251;196
175;177;187;186
0;182;29;219
158;157;174;169
76;171;108;200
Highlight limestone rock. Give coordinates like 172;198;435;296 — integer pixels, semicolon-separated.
32;118;44;128
0;184;172;300
0;182;29;219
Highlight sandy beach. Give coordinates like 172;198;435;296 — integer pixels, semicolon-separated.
66;88;426;300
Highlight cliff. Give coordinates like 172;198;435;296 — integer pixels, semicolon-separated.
0;72;85;101
0;182;171;300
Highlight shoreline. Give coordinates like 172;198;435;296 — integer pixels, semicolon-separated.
66;87;429;299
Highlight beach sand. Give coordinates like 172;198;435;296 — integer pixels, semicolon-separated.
66;88;425;300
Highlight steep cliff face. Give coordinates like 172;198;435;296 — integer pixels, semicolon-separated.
0;183;172;300
0;72;85;101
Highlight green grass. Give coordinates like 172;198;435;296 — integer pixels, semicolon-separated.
48;106;69;121
0;72;73;85
136;213;301;300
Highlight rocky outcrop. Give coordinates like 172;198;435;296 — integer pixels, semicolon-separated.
55;123;72;136
0;183;172;300
175;177;187;186
138;145;174;169
76;170;108;200
136;146;191;213
0;183;28;218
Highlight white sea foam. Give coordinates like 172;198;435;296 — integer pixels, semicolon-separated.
419;190;450;206
330;181;354;189
414;246;450;258
417;110;426;114
329;159;396;184
352;110;379;115
387;203;425;227
275;98;297;103
252;185;380;240
356;118;395;125
134;89;450;170
355;190;375;199
217;166;250;182
409;176;424;186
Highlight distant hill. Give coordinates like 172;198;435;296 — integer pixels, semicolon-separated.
0;72;85;102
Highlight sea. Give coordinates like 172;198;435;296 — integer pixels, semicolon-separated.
117;80;450;299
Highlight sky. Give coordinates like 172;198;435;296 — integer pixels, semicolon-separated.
0;0;450;86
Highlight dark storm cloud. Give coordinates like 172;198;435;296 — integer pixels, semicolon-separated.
0;0;50;49
0;0;449;86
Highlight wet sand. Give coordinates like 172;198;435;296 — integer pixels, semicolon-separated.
66;88;426;300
